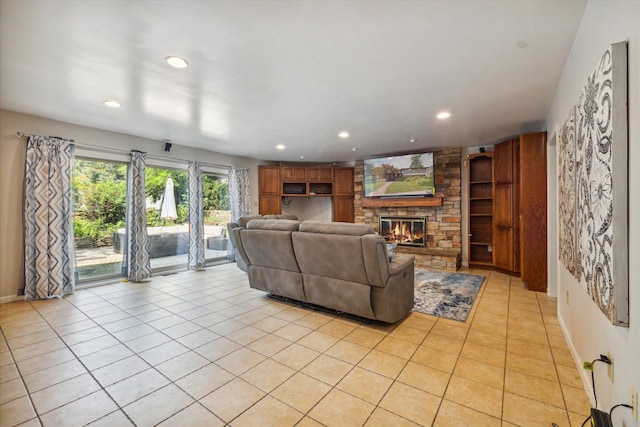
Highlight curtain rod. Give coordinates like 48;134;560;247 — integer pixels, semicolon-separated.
17;131;75;142
17;131;230;170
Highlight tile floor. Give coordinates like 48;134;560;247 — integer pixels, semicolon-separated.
0;264;591;427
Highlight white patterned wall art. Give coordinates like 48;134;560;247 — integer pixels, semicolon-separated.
573;42;628;326
557;107;577;278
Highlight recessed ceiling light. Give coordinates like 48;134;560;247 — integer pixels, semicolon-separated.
409;138;417;143
103;100;121;108
165;56;189;68
300;155;304;159
351;147;357;152
436;112;451;119
276;144;285;150
338;131;350;138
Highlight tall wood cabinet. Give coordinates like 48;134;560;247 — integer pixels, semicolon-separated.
491;132;547;292
467;153;494;266
258;166;281;215
333;168;355;223
466;132;547;291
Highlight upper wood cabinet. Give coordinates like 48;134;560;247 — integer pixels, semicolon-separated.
307;167;333;182
259;166;280;195
281;166;307;182
334;168;354;195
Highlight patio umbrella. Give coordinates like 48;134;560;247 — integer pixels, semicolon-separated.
160;177;178;223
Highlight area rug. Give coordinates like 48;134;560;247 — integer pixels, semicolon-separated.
413;269;486;322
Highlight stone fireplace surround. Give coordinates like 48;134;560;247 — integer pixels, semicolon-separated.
354;148;462;271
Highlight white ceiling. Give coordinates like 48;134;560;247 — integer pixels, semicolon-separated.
0;0;586;162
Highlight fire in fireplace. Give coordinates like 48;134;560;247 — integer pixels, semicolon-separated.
379;216;427;248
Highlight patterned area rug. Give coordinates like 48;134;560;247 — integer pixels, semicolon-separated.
413;269;486;322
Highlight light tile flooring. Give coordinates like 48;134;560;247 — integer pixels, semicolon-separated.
0;264;591;427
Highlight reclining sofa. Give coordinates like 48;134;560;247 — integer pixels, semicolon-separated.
231;219;415;323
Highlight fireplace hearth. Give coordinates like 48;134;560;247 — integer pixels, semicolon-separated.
379;216;427;248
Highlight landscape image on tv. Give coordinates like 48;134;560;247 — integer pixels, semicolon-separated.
363;152;435;197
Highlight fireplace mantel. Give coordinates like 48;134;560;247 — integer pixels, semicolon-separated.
361;197;443;208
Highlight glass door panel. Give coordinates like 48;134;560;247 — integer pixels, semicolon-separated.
73;159;127;282
204;174;230;263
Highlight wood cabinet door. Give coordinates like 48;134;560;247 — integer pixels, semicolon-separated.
334;168;354;195
493;226;513;271
519;132;547;291
259;166;280;195
307;167;333;181
493;140;513;184
333;196;354;222
281;166;306;181
259;196;281;215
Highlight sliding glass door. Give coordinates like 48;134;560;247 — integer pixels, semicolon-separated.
145;167;189;272
73;159;127;282
204;173;230;263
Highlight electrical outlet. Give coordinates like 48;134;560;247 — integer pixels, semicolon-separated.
606;352;613;381
631;385;638;421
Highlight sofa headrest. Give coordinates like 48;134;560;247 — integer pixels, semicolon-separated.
237;215;263;228
246;219;300;231
264;214;298;220
298;221;374;236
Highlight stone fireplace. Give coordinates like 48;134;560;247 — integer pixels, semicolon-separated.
379;216;427;248
354;148;462;270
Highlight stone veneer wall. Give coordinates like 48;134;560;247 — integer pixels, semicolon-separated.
354;148;462;269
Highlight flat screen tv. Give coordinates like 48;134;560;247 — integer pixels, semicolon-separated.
363;152;435;197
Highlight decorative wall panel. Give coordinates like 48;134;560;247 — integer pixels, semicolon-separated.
557;107;577;278
572;42;628;326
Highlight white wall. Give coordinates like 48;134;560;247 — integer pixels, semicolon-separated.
0;109;262;301
546;2;640;425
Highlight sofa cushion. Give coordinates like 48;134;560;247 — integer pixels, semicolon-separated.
293;232;370;284
246;219;300;232
237;215;263;228
240;227;300;273
298;221;374;236
264;214;298;220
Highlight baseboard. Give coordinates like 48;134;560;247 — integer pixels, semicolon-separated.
557;313;596;407
0;294;23;305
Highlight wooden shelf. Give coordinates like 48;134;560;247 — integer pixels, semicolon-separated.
361;197;443;208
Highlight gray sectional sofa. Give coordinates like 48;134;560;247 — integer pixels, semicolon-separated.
230;219;415;323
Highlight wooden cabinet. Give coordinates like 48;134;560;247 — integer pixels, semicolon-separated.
467;153;494;266
519;132;547;292
307;167;333;182
258;164;355;221
334;168;354;195
259;166;280;195
333;168;355;222
281;166;306;181
258;166;281;214
493;139;517;272
491;132;547;292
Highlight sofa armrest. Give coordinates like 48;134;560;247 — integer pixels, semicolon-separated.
389;253;414;276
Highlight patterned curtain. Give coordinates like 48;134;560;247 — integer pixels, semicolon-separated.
188;161;205;270
127;151;151;281
24;136;75;300
227;166;251;260
228;166;251;221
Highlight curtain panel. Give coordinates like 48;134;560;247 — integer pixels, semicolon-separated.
188;161;205;270
24;136;75;300
127;151;151;281
227;166;251;260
